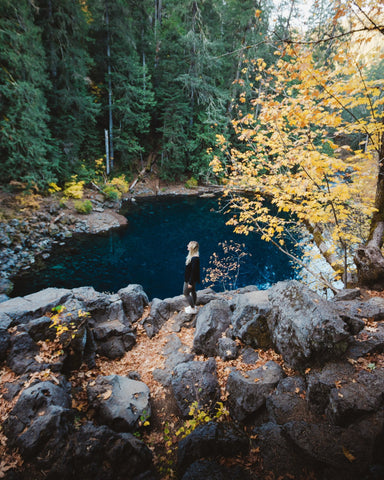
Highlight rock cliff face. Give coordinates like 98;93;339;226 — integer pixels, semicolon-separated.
1;280;384;480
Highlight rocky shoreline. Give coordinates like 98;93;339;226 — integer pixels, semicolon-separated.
0;182;220;297
1;280;384;479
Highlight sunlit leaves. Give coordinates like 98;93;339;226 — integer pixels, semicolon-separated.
210;11;382;285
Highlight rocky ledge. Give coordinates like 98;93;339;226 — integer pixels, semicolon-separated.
0;196;127;284
1;280;384;479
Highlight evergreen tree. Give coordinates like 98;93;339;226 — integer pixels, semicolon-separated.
34;0;101;179
88;0;155;174
0;0;58;188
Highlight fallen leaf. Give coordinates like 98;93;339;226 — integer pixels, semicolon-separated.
342;446;356;462
102;390;112;400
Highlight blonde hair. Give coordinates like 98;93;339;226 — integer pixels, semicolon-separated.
186;241;199;264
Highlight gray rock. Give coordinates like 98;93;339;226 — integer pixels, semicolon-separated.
21;316;56;342
89;297;130;327
51;421;155;480
267;280;350;369
87;375;151;432
0;287;72;325
334;296;384;322
93;318;136;359
217;337;239;360
326;368;384;426
226;360;285;422
193;299;232;356
177;421;249;473
266;376;316;424
240;347;260;365
171;358;220;417
347;323;384;358
181;459;252;480
163;293;188;312
0;328;10;361
230;297;272;348
142;298;170;338
332;288;362;301
253;422;314;479
283;417;383;478
7;331;45;374
4;380;72;463
306;362;355;415
72;286;112;311
118;284;149;323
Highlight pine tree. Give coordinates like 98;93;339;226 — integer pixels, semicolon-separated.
0;0;58;188
34;0;101;178
87;0;155;174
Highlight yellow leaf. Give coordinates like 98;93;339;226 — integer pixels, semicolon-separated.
342;446;356;462
102;389;112;400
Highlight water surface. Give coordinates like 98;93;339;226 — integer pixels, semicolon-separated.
11;195;298;299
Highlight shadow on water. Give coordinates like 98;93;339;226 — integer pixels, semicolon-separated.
10;195;299;300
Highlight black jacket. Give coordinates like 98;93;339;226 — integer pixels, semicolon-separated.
184;256;200;284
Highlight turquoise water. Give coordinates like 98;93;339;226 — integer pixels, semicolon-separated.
11;195;299;300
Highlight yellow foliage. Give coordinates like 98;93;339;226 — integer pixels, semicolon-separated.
209;11;382;285
63;176;84;199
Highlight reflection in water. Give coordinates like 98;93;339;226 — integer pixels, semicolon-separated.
11;195;299;300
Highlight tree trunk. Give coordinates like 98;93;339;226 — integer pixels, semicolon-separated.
354;127;384;289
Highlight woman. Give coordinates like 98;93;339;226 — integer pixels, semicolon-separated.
183;241;200;314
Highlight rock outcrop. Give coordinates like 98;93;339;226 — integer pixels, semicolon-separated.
1;280;384;480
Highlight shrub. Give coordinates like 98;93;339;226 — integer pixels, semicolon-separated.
63;176;84;199
185;176;198;189
103;185;122;201
74;199;93;214
110;175;129;193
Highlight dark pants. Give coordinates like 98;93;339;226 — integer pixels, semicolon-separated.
183;282;196;308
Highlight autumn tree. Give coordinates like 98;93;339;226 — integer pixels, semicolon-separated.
210;1;384;290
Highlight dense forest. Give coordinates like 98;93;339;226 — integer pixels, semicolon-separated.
0;0;277;188
0;0;383;289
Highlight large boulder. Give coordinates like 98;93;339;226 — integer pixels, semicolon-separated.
142;298;170;338
92;318;136;359
347;322;384;359
3;380;73;465
0;287;72;325
325;368;384;426
267;280;350;369
230;289;272;348
118;284;149;323
193;299;232;356
266;375;316;425
152;333;194;387
253;422;316;479
87;375;151;432
171;358;220;417
50;421;156;480
283;416;384;479
306;362;357;415
177;421;250;474
226;360;285;422
7;331;46;375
